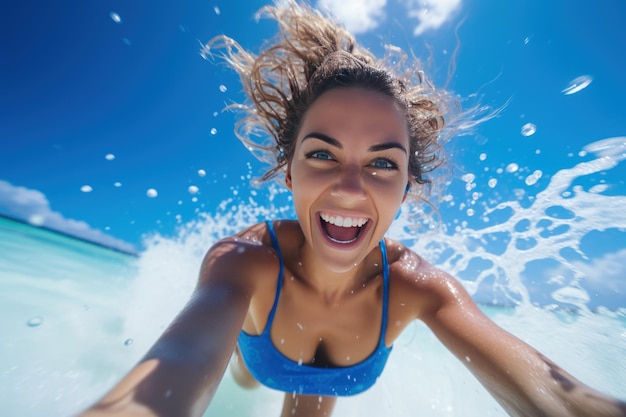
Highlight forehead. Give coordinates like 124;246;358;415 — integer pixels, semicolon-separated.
298;87;409;142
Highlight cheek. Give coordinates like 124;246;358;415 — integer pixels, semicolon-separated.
290;163;328;190
376;182;407;214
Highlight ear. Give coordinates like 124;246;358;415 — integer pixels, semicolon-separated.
285;163;293;191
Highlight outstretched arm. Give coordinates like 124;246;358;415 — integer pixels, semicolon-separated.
415;267;626;417
78;239;258;417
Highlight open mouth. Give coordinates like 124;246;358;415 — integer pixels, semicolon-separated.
319;212;369;244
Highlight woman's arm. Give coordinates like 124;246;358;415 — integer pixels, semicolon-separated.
78;238;262;417
415;266;626;417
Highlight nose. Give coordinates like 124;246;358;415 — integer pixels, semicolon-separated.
330;164;367;202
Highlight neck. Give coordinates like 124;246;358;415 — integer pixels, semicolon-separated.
296;241;382;304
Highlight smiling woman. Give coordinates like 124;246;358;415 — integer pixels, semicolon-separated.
286;88;410;273
77;2;626;417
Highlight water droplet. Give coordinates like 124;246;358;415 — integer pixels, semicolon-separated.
27;316;44;327
110;12;122;23
296;322;303;330
122;38;132;46
105;153;115;160
465;356;472;362
219;85;227;93
198;169;206;177
210;128;217;135
525;170;543;186
188;185;199;194
298;358;303;366
236;246;246;254
280;338;285;344
214;6;221;15
461;173;475;183
521;122;537;137
81;185;93;193
146;188;158;198
562;75;592;95
505;163;519;173
466;208;475;216
114;182;122;187
479;153;487;161
191;197;198;203
488;178;498;188
523;37;530;45
124;338;134;346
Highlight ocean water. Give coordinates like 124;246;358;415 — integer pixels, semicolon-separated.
1;137;626;417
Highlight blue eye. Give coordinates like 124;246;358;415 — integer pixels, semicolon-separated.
371;158;398;170
306;150;334;160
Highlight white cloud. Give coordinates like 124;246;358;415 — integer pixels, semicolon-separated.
316;0;387;34
539;248;626;310
404;0;462;36
575;249;626;295
0;180;135;254
314;0;461;37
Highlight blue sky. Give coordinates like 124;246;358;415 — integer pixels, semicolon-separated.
1;0;625;257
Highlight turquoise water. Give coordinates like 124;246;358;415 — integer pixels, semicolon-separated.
2;204;625;417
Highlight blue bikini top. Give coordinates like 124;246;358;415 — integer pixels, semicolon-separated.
237;221;392;396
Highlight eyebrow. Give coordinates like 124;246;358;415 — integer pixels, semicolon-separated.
302;132;408;154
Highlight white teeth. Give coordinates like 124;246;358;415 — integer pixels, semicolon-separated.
320;213;368;228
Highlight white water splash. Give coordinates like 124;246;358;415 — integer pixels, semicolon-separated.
391;137;626;311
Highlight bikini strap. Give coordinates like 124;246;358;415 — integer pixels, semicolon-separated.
264;221;284;334
379;239;390;347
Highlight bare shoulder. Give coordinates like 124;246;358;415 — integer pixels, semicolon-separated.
384;238;475;320
197;221;282;293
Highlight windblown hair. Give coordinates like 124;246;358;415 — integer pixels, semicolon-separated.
204;1;466;199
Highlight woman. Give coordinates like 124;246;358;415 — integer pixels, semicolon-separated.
79;2;626;416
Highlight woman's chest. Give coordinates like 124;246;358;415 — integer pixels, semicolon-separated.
250;274;386;367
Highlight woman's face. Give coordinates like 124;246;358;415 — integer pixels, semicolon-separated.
286;87;410;272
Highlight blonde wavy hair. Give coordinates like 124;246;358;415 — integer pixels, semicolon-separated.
204;1;467;199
